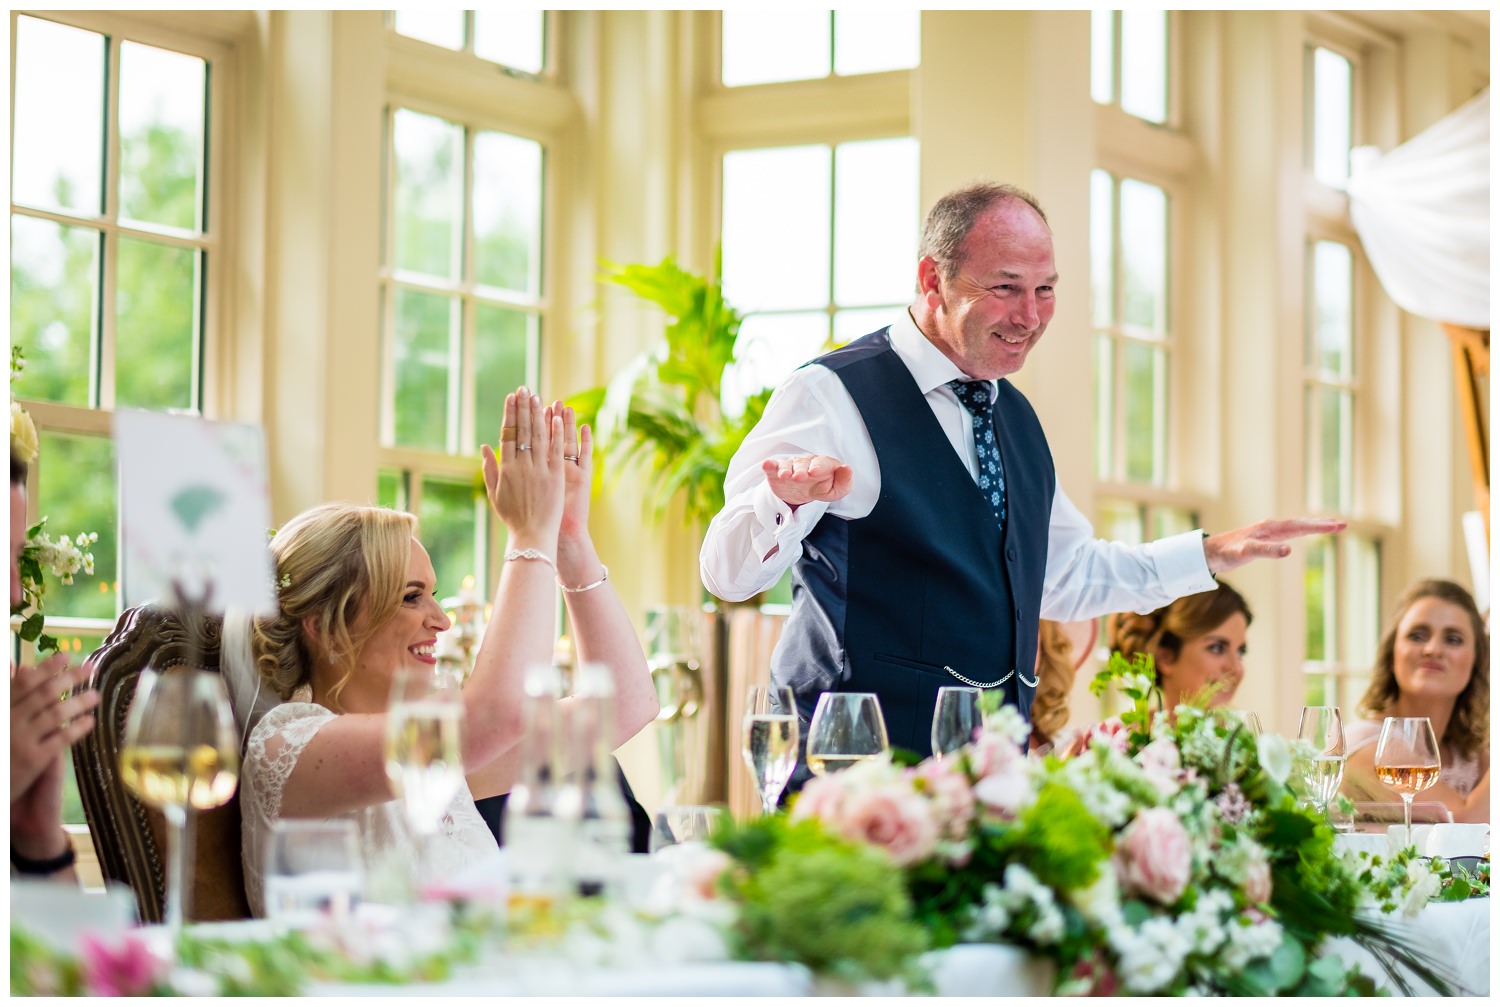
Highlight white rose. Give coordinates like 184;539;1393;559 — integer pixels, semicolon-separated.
1256;733;1293;785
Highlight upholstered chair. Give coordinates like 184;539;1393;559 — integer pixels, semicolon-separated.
71;605;251;923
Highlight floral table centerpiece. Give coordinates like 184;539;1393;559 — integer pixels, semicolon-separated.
702;652;1473;996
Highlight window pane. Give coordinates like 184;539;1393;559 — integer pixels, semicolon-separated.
1312;47;1352;188
474;9;545;74
721;312;829;421
1089;169;1114;327
1310;240;1352;377
833;9;919;76
393;9;464;51
1094;333;1113;479
119;41;206;232
1343;533;1380;668
1097;498;1144;546
392;288;457;451
1118;178;1167;336
1304;674;1329;709
474;304;534;451
722;9;830;87
12;16;105;215
116;238;198;410
833;138;917;307
473;131;544;297
1122;342;1162;483
1150;506;1196;539
35;431;118;621
377;470;406;510
418;476;483;603
10;216;98;407
1304;537;1334;660
1090;11;1114;105
1120;9;1167;124
392;109;464;281
833;307;898;346
722;146;831;312
1317;386;1350;513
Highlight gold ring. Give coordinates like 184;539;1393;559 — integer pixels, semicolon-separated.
501;426;518;442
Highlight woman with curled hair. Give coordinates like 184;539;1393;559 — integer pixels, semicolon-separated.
1106;581;1253;714
236;388;659;915
1341;579;1488;824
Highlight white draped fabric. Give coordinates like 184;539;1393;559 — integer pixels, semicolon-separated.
1346;88;1489;328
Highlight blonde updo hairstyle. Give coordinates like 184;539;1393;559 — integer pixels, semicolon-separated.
252;503;418;711
1030;620;1080;743
1107;581;1253;691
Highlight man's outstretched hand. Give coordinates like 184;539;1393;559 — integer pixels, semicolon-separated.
763;454;854;510
1204;517;1348;576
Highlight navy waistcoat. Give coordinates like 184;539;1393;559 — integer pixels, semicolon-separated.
770;327;1055;765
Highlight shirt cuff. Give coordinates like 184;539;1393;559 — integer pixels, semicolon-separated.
748;482;827;561
1150;529;1218;597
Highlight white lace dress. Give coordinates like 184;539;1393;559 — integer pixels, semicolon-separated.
240;702;500;917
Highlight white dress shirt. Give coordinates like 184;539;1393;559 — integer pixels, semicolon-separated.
699;310;1217;618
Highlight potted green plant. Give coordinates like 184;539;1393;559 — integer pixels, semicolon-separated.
568;255;771;528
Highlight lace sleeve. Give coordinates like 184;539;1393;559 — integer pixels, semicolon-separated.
242;703;337;824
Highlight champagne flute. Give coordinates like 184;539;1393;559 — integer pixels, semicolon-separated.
1295;705;1345;816
741;686;799;815
384;665;465;891
805;692;888;777
119;667;240;931
1373;716;1442;844
931;686;983;758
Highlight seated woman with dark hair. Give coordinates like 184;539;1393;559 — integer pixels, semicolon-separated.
1342;578;1489;824
235;389;659;915
1106;581;1253;714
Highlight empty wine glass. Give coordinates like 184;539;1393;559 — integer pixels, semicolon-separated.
650;805;726;851
1373;716;1442;845
1295;706;1345;816
742;686;799;814
120;667;239;931
931;686;983;758
805;692;888;777
264;820;363;931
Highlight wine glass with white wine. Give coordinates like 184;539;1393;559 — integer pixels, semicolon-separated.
120;667;240;931
1295;705;1345;817
741;685;799;814
384;665;465;891
805;692;889;777
1373;716;1442;846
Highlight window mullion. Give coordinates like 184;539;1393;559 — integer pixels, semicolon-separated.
97;33;123;413
458;127;478;457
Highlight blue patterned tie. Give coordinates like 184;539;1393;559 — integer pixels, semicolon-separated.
947;379;1006;531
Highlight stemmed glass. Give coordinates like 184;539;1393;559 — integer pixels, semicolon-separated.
383;665;465;891
1295;706;1345;816
931;686;983;758
1373;716;1442;844
741;686;799;814
805;692;889;777
120;667;240;932
263;820;364;931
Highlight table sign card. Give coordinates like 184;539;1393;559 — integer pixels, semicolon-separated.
116;409;276;615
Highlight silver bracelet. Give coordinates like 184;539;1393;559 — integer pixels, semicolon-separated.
505;548;556;572
559;563;609;594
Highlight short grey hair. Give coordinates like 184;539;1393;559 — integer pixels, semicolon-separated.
918;182;1048;281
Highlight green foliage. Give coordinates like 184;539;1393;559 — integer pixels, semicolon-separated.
712;816;931;984
569;255;767;528
994;783;1111;892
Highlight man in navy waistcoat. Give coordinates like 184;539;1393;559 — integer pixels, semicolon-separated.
700;182;1342;781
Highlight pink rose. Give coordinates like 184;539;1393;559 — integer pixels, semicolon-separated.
1241;844;1273;904
914;760;976;840
967;730;1023;779
837;785;940;866
1114;807;1192;905
1138;738;1184;795
972;762;1031;819
80;931;164;997
789;772;849;826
